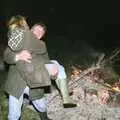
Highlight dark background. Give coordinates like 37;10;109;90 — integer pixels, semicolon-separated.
1;0;120;51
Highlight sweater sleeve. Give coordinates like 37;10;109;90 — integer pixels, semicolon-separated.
3;47;18;65
8;28;25;51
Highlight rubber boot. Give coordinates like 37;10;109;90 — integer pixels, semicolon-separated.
55;79;77;108
39;112;52;120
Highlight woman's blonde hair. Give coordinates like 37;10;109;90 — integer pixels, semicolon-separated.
7;15;29;29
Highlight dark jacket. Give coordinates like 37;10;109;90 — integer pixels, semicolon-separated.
8;28;51;88
4;28;51;99
16;29;51;88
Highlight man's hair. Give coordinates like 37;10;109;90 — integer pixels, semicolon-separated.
7;15;28;29
32;22;47;32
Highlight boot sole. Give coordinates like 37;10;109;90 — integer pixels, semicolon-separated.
63;103;77;108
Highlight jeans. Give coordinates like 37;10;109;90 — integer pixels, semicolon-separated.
45;60;67;80
8;86;46;120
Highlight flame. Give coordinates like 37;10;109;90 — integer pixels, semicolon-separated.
112;87;120;92
104;83;120;93
70;65;82;76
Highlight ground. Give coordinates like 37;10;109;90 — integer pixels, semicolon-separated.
0;42;120;120
0;71;120;120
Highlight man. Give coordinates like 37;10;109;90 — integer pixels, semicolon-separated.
31;23;77;108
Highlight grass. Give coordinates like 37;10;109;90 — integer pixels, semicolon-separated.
0;91;8;120
21;107;40;120
0;71;8;120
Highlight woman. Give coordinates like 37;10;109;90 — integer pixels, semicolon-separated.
4;15;52;120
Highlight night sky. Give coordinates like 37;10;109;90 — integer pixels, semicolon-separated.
1;0;120;51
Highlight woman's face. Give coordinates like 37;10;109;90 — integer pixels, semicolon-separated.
32;25;45;39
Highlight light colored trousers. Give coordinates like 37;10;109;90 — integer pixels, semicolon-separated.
8;60;67;120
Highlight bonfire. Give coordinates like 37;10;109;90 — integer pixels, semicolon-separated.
68;48;120;106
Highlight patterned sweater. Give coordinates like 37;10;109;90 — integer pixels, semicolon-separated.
8;27;25;51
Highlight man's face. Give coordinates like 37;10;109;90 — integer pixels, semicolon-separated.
32;25;45;39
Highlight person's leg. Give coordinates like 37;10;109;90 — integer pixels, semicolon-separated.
32;97;47;112
8;86;30;120
45;60;76;108
8;94;23;120
32;97;52;120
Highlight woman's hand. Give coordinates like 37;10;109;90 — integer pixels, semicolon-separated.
15;50;32;63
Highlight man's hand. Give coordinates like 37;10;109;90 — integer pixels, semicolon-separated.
15;50;32;63
51;66;58;80
51;67;58;76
